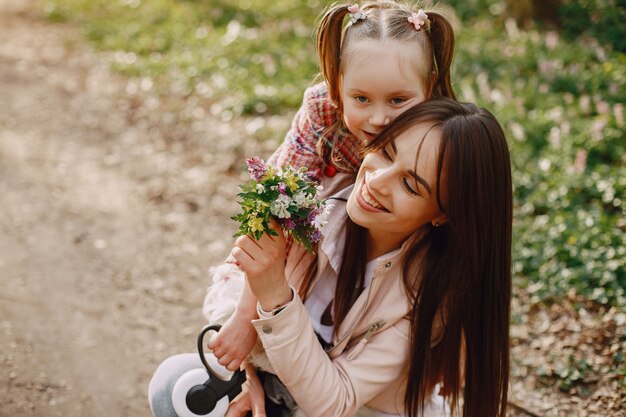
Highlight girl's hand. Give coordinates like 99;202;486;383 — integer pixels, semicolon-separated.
224;362;266;417
231;220;292;312
207;308;258;372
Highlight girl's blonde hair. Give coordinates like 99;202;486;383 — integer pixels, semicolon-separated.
314;1;456;170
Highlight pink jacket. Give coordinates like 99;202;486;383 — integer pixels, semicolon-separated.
251;176;445;417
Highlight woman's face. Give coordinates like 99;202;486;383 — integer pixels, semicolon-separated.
346;122;446;252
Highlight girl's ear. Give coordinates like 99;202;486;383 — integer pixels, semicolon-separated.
432;215;447;227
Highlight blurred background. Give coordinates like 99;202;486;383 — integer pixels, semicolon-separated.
0;0;623;416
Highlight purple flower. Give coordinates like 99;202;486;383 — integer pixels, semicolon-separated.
278;182;287;195
246;157;267;181
307;207;319;224
282;218;296;230
309;229;322;243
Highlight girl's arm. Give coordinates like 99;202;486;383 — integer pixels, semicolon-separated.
206;279;259;372
203;84;328;369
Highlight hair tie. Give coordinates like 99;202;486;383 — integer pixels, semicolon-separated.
348;4;366;24
408;9;430;32
408;10;438;78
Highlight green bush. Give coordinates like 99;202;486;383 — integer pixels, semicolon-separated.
453;11;625;307
559;0;626;53
443;0;500;20
42;0;321;115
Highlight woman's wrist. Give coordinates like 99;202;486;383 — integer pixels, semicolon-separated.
257;284;293;313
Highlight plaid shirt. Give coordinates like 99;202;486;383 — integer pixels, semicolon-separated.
268;82;362;182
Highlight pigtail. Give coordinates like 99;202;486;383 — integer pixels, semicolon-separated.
426;12;456;100
315;3;351;107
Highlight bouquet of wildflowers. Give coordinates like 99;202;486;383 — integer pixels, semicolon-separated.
232;157;329;254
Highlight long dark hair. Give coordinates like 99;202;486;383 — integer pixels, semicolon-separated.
301;98;512;417
314;1;456;171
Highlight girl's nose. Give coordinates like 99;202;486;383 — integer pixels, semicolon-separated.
369;109;391;127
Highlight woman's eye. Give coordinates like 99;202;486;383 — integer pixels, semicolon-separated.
403;178;420;196
355;96;369;103
390;97;407;105
381;147;392;161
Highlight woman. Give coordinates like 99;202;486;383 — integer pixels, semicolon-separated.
150;98;512;417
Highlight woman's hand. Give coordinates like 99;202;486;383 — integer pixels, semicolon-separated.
231;220;292;312
224;362;266;417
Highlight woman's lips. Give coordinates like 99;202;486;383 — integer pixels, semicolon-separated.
355;179;388;212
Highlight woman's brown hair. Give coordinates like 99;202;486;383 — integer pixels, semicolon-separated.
302;98;512;417
314;1;457;171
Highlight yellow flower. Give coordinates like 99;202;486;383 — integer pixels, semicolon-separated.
248;216;265;233
261;165;277;182
285;172;299;192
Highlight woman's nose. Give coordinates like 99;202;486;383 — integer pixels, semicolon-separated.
366;168;392;195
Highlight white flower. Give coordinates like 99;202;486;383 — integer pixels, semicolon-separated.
256;184;265;194
293;191;315;208
312;203;334;230
270;194;292;219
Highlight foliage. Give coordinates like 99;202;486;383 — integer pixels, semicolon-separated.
42;0;321;116
451;7;625;307
443;0;500;20
41;1;626;307
558;0;626;53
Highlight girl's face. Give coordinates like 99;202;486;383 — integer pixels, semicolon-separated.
340;39;431;144
346;122;446;252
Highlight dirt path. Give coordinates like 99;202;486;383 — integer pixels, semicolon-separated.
0;1;285;415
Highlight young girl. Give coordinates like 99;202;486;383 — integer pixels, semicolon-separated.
269;1;455;182
227;97;512;417
207;0;457;373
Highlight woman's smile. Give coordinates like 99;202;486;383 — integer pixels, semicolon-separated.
356;178;388;212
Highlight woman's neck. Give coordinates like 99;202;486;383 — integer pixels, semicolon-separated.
365;230;407;262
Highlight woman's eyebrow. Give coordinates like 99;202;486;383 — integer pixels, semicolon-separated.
407;170;432;195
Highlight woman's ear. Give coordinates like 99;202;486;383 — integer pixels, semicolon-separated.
431;215;447;227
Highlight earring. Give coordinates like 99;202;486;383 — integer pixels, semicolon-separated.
433;221;440;227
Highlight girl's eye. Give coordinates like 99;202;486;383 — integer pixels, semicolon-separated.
390;97;407;105
355;96;369;103
403;178;420;196
381;147;393;161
